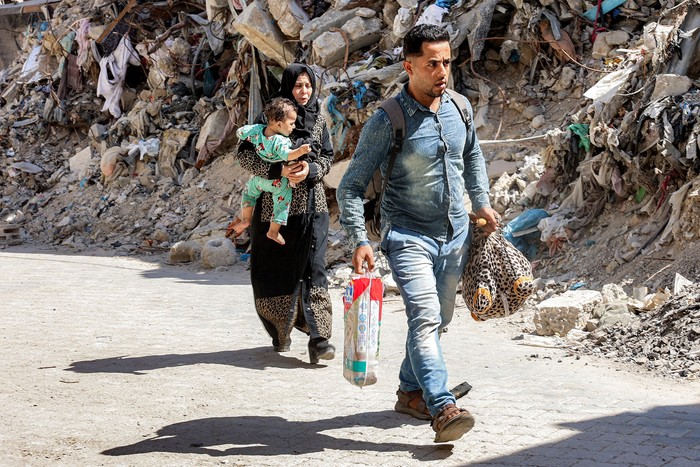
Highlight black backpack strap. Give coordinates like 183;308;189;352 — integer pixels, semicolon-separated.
377;95;405;195
445;88;472;127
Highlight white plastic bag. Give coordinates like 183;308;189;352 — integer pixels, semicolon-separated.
342;273;383;387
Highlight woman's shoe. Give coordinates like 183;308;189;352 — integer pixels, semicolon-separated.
308;338;335;364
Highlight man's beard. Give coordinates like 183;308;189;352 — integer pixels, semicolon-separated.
427;87;445;98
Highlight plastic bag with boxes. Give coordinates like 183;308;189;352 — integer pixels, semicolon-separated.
342;272;383;387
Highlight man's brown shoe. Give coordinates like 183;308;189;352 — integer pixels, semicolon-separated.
431;403;475;443
394;389;432;420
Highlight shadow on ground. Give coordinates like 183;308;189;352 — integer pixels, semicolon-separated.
138;264;250;286
468;404;700;466
100;405;700;464
102;411;451;461
65;347;328;374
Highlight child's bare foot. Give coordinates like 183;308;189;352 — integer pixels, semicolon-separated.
233;218;250;235
267;231;286;245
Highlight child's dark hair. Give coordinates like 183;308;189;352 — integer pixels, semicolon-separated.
403;24;450;58
264;97;296;123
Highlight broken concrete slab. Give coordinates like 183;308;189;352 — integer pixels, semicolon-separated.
69;147;94;180
487;159;519;179
534;289;602;336
312;15;383;67
232;1;294;67
268;0;309;38
650;74;693;101
299;8;365;43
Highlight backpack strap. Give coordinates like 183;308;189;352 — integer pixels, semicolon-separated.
445;88;472;127
377;96;404;197
375;90;470;197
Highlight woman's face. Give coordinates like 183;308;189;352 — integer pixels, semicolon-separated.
292;72;313;107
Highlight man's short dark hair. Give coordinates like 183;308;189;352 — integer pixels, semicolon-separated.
403;24;450;58
264;97;296;123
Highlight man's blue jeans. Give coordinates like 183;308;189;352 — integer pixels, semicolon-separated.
381;225;471;417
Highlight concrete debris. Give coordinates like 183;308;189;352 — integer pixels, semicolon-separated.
201;237;237;268
534;289;602;336
1;0;700;377
579;283;700;379
168;240;202;264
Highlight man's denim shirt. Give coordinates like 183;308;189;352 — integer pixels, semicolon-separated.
337;85;491;247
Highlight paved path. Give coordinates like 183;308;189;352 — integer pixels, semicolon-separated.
1;247;699;466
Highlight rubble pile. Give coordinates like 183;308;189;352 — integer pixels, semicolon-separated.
1;0;700;371
580;283;700;378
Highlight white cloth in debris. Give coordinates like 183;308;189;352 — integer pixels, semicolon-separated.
97;36;140;118
415;5;449;27
76;19;91;72
187;13;224;56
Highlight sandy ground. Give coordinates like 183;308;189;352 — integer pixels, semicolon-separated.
2;246;699;467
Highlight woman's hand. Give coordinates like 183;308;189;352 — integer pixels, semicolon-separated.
286;161;309;185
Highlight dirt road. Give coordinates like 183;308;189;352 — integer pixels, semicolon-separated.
2;247;699;466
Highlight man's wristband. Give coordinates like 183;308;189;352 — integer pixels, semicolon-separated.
356;240;370;248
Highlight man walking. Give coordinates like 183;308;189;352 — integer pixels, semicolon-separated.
336;24;500;443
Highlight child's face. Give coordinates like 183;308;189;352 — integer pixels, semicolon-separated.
276;109;297;137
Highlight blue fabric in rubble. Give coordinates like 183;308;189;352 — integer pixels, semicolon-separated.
502;209;550;259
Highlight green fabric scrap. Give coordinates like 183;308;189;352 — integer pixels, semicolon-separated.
568;123;591;152
635;187;646;203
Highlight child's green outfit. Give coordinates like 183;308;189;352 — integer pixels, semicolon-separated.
236;123;294;225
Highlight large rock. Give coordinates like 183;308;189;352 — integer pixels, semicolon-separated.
311;16;383;67
650;74;692;101
169;241;202;264
534;289;602;336
596;301;636;329
300;8;364;43
232;2;294;66
201;238;237;268
268;0;309;38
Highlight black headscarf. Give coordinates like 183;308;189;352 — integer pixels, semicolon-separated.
273;63;320;140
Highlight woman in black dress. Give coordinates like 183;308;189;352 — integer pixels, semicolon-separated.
236;63;335;364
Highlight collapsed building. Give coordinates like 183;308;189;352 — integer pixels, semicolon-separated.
0;0;699;373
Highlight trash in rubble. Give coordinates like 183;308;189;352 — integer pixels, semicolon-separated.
583;65;638;104
502;209;550;259
673;273;694;295
582;0;628;21
9;161;43;174
568;124;591;152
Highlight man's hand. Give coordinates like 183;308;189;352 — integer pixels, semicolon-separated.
474;206;501;234
352;244;375;274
